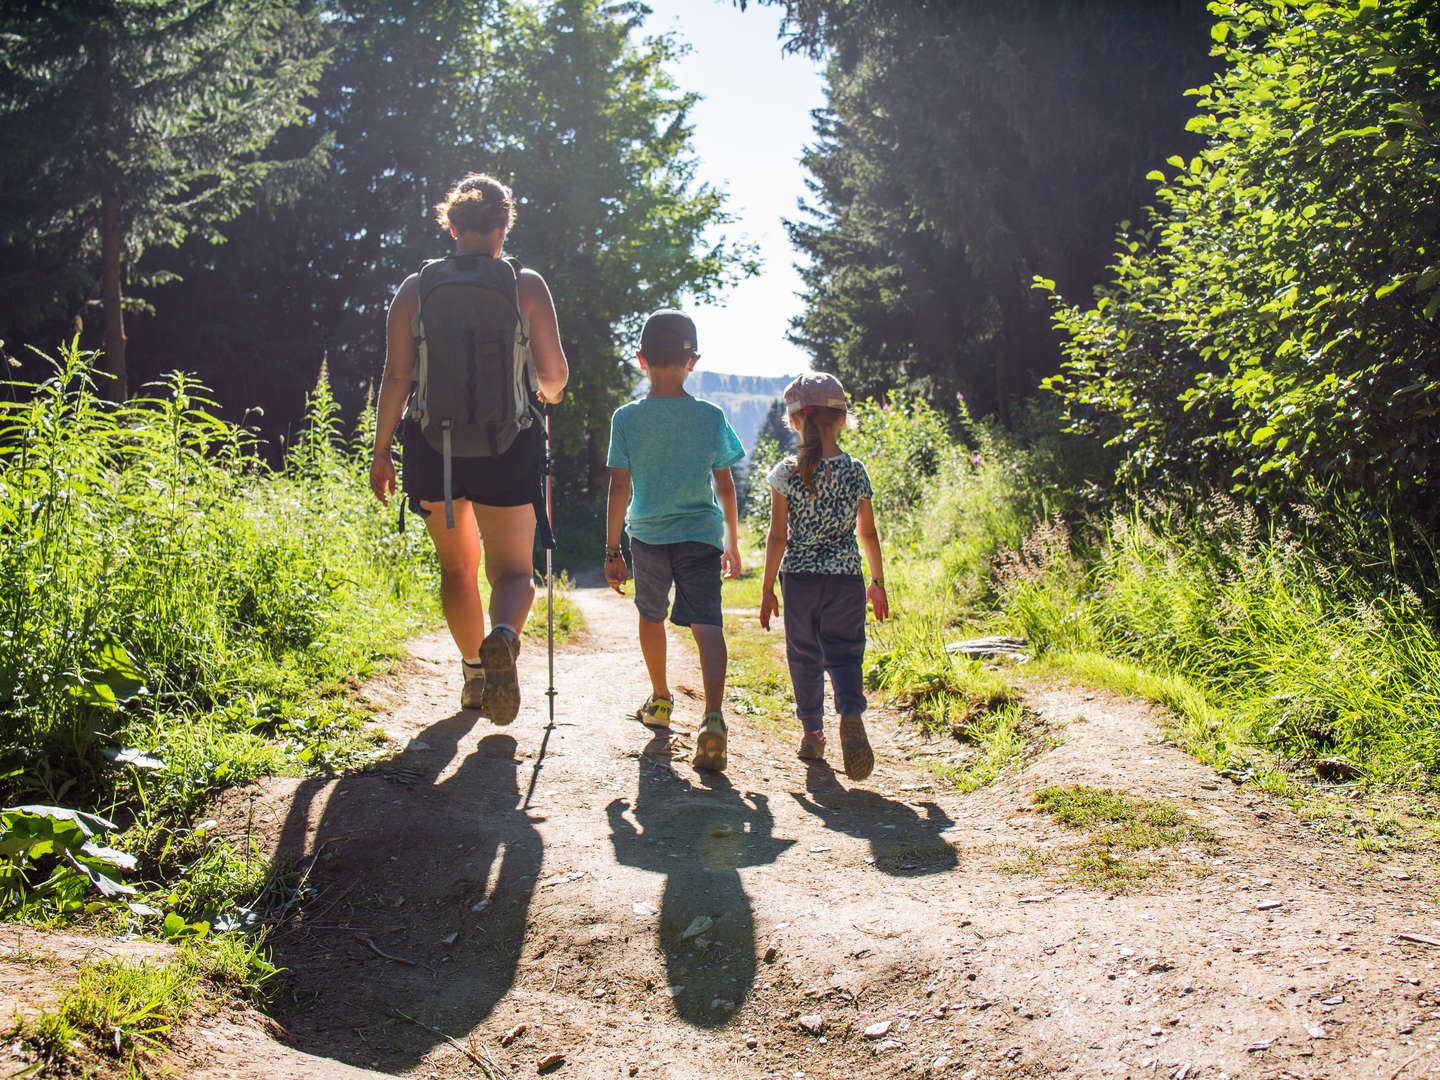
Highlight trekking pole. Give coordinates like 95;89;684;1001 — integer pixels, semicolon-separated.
523;402;557;812
545;402;556;728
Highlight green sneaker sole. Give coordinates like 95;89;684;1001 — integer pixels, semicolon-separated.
692;724;727;772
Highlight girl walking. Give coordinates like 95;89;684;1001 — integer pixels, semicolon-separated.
759;373;889;780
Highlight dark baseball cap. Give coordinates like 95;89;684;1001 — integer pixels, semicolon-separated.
639;309;698;359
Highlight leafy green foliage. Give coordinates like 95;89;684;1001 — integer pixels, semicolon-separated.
0;805;136;912
844;393;950;532
0;344;436;815
1046;0;1440;520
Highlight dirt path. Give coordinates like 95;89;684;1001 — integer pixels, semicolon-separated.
11;582;1440;1079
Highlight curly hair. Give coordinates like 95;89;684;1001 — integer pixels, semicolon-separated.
434;172;515;235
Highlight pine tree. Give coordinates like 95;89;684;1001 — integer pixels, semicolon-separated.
0;0;327;397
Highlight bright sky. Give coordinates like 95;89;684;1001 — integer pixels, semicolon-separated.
636;0;826;378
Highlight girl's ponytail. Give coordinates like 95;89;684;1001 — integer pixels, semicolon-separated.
795;405;845;490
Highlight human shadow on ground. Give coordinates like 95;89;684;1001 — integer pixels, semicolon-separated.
607;733;793;1028
791;774;959;877
271;717;541;1071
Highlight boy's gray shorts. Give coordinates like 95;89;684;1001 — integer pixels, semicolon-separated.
630;538;723;627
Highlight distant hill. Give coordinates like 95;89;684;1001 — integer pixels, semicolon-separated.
633;370;798;453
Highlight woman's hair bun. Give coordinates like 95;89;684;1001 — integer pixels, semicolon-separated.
434;172;515;234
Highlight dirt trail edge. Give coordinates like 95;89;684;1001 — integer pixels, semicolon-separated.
29;581;1440;1079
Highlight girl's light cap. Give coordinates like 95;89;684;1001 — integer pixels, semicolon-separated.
783;372;849;415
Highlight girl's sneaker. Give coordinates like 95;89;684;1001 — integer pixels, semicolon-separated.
692;712;728;772
797;732;826;761
636;695;674;729
838;714;874;780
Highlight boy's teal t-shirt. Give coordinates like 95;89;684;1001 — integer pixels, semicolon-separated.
607;395;745;550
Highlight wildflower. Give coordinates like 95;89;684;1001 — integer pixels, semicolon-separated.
972;454;982;465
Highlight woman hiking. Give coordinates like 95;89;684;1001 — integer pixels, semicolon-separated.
370;173;568;723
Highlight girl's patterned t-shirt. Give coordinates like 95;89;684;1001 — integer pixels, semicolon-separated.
768;452;873;574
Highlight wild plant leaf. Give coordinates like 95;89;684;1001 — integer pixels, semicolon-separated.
79;841;138;871
101;746;165;770
62;850;135;897
6;805;116;839
64;636;146;710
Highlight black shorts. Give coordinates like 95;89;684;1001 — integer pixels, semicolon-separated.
402;419;541;514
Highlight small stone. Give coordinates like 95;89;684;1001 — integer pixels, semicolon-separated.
627;1067;639;1078
745;1036;758;1048
681;915;714;941
537;1052;564;1072
763;943;779;963
864;1020;893;1039
440;932;458;946
1257;901;1283;911
501;1023;527;1046
1321;995;1344;1006
663;986;685;998
799;1014;824;1035
632;901;658;917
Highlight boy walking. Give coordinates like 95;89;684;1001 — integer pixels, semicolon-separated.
604;310;745;772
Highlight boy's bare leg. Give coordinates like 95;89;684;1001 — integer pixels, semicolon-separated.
690;623;727;714
637;615;671;700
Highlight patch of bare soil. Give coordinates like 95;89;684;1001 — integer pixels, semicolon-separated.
8;583;1440;1079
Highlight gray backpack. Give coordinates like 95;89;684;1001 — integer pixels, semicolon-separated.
410;253;537;526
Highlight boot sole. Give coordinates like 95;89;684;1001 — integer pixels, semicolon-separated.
480;634;520;725
839;716;873;781
691;728;727;772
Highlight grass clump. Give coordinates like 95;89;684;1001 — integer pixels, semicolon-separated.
1027;784;1218;892
7;936;277;1077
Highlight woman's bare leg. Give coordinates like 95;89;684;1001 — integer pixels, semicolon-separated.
473;502;537;633
421;499;486;657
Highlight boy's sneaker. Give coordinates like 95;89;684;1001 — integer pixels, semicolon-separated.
636;695;674;729
479;626;522;725
838;714;874;781
691;712;728;772
460;659;486;710
797;732;826;761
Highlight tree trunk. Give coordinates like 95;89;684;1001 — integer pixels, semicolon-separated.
100;178;127;400
97;37;126;400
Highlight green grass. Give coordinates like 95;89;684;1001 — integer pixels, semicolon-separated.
6;935;276;1077
0;348;584;1020
1023;784;1219;891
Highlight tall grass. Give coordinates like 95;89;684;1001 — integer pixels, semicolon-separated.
850;394;1440;791
0;344;438;814
1003;501;1440;783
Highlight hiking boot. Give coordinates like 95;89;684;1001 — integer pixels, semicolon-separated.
691;712;728;772
636;695;674;730
479;626;521;725
839;714;873;781
797;731;826;761
460;658;486;710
